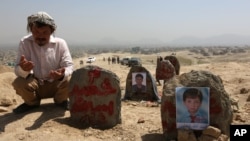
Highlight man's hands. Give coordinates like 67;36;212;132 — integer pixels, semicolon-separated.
19;55;65;80
50;68;65;80
19;55;34;71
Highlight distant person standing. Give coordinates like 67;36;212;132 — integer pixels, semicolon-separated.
112;57;116;64
108;57;111;65
117;56;120;64
80;60;84;66
156;56;163;85
12;11;74;114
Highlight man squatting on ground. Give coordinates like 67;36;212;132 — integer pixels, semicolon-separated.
12;11;74;114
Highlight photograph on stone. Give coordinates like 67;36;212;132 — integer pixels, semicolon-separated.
132;72;147;93
176;87;210;130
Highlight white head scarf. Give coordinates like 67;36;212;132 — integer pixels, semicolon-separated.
27;11;56;32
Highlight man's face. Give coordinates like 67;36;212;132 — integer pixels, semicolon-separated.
31;25;52;46
135;76;143;85
184;97;201;114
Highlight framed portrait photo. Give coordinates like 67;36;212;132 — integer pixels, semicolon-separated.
176;87;210;130
132;72;147;93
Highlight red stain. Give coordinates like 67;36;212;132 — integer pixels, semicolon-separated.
162;100;176;118
71;99;114;115
70;68;117;96
210;97;216;103
162;121;167;128
101;78;117;93
69;77;116;96
209;97;222;114
161;100;177;134
88;67;101;84
210;105;222;114
69;68;118;125
162;121;176;133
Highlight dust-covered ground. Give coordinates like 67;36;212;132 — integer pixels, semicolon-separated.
0;50;250;141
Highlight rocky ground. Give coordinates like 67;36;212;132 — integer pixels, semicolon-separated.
0;49;250;141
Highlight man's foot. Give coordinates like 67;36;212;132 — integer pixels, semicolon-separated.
55;100;69;110
13;103;39;114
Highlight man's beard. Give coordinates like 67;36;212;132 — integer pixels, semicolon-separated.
36;38;47;46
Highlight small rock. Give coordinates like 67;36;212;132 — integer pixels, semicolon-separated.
137;118;145;123
247;95;250;102
0;98;13;106
240;88;249;94
131;103;137;106
0;106;8;112
198;134;217;141
235;114;246;122
146;101;152;107
202;126;221;138
178;129;197;141
217;134;229;141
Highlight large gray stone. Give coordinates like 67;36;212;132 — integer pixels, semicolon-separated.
156;60;176;81
69;65;121;129
164;55;180;75
161;70;233;140
124;66;160;102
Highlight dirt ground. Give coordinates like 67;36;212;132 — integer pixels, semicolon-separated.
0;50;250;141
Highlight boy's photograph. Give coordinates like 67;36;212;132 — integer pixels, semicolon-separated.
176;87;209;130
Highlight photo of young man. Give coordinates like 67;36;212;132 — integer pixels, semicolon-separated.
132;73;146;93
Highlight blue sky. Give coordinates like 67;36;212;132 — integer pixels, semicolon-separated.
1;0;250;46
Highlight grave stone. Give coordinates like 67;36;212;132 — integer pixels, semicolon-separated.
161;70;233;140
164;55;180;75
156;59;176;81
69;65;121;129
124;66;160;102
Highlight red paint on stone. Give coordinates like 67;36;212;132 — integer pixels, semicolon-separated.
71;99;114;115
210;105;222;114
69;78;116;97
88;67;101;84
210;98;222;114
162;100;176;118
101;78;117;93
162;121;176;133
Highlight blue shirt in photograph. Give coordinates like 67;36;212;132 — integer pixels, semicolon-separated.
179;110;208;124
